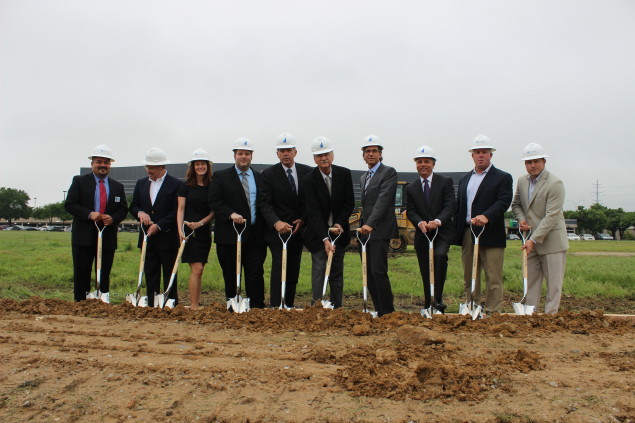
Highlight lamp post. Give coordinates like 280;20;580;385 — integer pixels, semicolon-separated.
34;197;37;208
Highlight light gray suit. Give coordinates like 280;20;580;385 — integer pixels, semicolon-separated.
511;169;568;313
360;163;398;316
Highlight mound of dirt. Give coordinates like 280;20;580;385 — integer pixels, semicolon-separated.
0;297;633;422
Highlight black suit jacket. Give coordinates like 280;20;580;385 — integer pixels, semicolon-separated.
65;173;128;250
129;173;182;250
302;165;354;253
209;166;264;245
406;173;456;249
259;162;312;244
453;165;513;248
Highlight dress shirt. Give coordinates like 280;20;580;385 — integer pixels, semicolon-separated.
466;164;492;223
527;169;545;202
365;162;381;189
93;174;110;212
149;171;167;205
283;163;298;193
235;166;257;225
418;172;442;226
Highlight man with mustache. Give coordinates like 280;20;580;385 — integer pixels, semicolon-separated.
65;145;128;303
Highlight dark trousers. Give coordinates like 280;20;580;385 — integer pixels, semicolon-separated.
268;235;303;308
145;241;179;307
72;243;115;302
362;238;394;316
415;238;450;307
311;247;345;308
217;240;267;308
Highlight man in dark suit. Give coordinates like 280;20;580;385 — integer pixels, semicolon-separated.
65;144;128;303
406;145;456;312
260;133;312;308
359;135;398;316
129;147;182;307
209;138;267;309
303;137;354;308
454;135;513;314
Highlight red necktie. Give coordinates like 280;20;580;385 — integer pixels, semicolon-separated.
99;180;107;214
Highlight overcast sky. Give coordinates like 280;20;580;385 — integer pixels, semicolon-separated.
1;0;634;210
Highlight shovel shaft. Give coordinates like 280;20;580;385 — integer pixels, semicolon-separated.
361;247;367;288
236;239;242;276
281;247;287;285
428;246;435;288
138;237;147;274
522;248;528;282
96;234;103;290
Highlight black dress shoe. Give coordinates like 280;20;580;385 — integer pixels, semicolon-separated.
435;302;447;313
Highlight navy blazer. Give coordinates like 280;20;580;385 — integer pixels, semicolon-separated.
302;165;354;253
406;173;456;249
453;165;513;248
65;173;128;250
209;166;265;245
259;162;312;244
129;173;182;250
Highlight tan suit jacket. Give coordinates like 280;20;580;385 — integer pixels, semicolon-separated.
511;170;568;255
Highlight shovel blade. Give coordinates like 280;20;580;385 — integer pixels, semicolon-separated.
320;299;334;310
524;304;535;315
154;294;163;308
420;308;432;319
99;292;110;304
227;297;250;313
125;294;148;307
512;302;525;315
458;302;471;316
471;305;483;320
86;291;99;300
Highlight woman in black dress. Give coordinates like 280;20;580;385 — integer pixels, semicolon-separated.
177;148;214;309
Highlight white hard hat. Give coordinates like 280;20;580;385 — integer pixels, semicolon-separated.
311;136;333;155
414;145;436;160
361;134;383;150
189;148;211;164
275;133;296;149
142;147;170;165
233;137;255;152
521;143;549;161
468;134;496;152
89;144;115;161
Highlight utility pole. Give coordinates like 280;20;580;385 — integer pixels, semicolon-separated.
593;180;602;205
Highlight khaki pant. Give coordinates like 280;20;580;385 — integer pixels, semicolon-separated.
526;250;566;314
461;227;505;313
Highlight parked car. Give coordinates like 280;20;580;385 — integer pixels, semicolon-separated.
581;233;595;241
567;233;581;241
508;234;520;240
595;233;614;240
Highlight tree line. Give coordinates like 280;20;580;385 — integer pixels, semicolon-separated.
1;186;634;237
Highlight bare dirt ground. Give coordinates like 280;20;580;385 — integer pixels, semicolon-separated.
0;297;633;423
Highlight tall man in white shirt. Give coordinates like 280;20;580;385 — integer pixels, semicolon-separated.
454;135;513;314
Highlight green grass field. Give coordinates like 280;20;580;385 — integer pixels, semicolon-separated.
1;231;634;311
